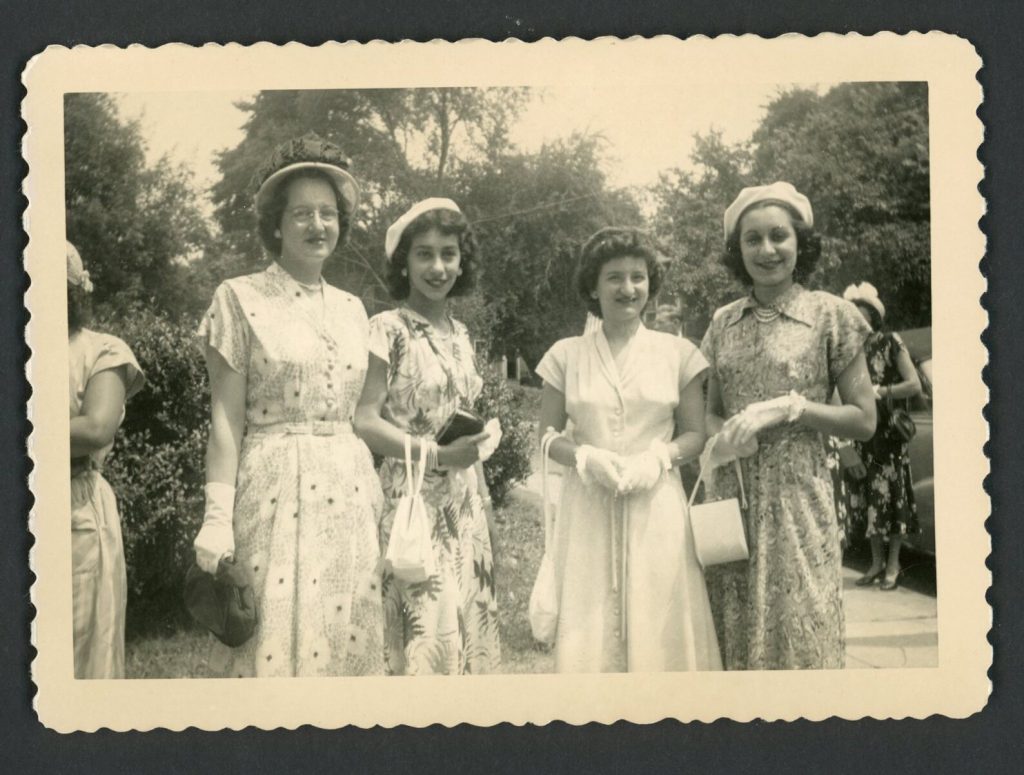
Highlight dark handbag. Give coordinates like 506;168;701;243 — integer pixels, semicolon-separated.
436;408;485;445
837;444;866;480
885;391;917;443
184;557;258;647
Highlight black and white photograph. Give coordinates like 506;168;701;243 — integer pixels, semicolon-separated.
24;35;988;730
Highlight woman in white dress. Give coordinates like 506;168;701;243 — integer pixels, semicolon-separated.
192;134;385;677
67;241;145;678
535;227;721;673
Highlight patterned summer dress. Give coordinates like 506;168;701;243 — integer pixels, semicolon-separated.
198;262;385;677
851;332;919;538
369;308;500;675
700;284;870;670
536;325;722;673
69;329;145;679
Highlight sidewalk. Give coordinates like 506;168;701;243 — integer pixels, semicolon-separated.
522;459;938;669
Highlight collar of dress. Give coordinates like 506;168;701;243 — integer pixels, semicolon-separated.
722;283;814;328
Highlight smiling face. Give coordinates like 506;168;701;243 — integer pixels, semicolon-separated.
405;227;462;307
277;176;340;269
592;255;650;324
738;204;799;293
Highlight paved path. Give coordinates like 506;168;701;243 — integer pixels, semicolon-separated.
523;454;938;669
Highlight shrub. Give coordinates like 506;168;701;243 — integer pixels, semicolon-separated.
100;306;209;635
474;364;534;506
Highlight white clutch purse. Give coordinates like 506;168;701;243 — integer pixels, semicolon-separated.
687;436;750;568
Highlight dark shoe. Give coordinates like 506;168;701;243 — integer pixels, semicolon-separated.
880;572;901;591
855;568;885;586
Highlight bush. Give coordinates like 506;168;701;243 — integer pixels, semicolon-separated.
100;307;209;635
474;364;534;506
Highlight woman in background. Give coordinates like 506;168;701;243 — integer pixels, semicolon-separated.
68;241;145;678
844;282;922;590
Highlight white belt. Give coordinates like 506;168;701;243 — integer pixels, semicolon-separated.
250;420;353;437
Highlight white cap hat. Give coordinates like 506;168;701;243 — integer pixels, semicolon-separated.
723;181;813;241
843;281;886;320
66;241;93;293
385;198;462;260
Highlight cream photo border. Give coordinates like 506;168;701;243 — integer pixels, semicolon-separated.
23;33;988;731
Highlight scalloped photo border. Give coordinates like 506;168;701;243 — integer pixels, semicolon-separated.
22;33;988;732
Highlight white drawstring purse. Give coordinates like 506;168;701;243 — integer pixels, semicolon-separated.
385;434;436;583
528;428;561;644
688;435;750;569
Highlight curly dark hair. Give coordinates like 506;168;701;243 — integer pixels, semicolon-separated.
256;168;353;257
575;227;663;318
721;200;822;286
67;284;92;333
852;300;884;333
384;208;479;300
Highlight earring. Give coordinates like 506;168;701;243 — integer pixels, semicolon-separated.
274;229;281;238
457;269;463;276
401;269;407;277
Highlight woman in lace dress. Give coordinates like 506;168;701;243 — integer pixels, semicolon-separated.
701;183;877;670
192;134;385;677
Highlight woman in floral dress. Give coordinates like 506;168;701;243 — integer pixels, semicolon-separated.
701;183;877;670
354;198;500;675
536;227;721;673
193;134;385;677
844;282;922;590
67;242;145;678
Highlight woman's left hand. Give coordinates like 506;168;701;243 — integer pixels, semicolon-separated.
617;451;663;494
721;396;793;447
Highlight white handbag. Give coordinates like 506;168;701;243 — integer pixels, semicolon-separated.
385;434;436;583
528;429;561;644
688;437;750;569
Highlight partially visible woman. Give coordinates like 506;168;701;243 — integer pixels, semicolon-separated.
702;182;877;670
536;226;721;674
67;241;145;678
354;198;501;676
844;282;922;590
192;133;385;677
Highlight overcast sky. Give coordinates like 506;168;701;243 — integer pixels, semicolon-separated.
116;82;831;207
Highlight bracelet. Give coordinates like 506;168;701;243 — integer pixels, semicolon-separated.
787;391;808;423
425;439;439;470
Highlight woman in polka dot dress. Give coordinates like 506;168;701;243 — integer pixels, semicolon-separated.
193;134;385;677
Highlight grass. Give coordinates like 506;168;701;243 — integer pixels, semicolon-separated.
125;483;553;677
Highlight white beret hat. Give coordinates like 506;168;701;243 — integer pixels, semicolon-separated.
723;181;813;241
385;198;463;260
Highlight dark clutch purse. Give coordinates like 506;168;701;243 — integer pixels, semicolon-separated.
885;392;917;443
184;557;258;647
436;408;485;445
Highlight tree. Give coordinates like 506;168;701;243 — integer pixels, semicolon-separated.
64;93;211;319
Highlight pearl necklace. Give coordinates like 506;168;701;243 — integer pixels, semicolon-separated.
753;305;781;323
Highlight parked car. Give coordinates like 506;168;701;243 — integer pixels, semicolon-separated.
899;327;934;555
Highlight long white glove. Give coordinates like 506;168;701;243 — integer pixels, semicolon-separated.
618;451;664;494
194;482;236;574
476;418;503;462
576;445;626;491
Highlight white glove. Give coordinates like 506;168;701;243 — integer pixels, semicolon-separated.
618;451;663;494
722;393;805;448
576;445;626;491
476;418;503;462
194;482;236;574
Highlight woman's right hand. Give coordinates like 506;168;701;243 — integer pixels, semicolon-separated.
579;446;626;491
438;431;492;469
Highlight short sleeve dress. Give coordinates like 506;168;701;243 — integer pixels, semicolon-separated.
197;261;385;677
368;307;500;676
852;331;919;539
536;324;722;673
69;329;145;679
700;284;870;670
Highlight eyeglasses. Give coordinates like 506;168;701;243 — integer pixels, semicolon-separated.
288;207;340;225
